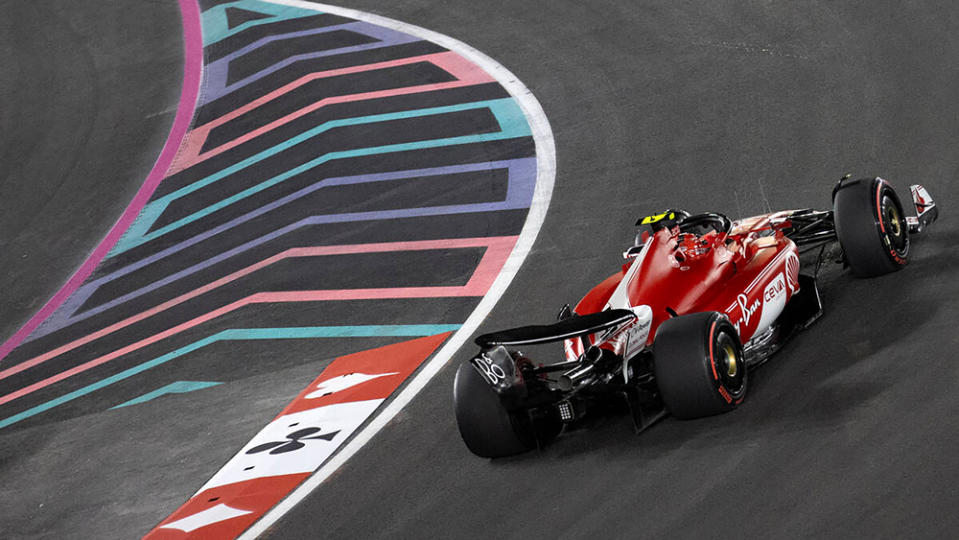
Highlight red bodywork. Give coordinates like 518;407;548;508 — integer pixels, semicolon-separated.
568;212;801;359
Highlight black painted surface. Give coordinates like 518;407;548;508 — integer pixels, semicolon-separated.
194;40;447;125
206;14;352;63
160;85;509;200
204;61;459;150
226;30;379;85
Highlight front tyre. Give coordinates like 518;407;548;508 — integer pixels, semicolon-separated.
653;312;747;420
833;177;910;277
453;362;536;458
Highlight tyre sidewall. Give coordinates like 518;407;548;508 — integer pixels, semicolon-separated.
653;312;747;419
834;177;910;277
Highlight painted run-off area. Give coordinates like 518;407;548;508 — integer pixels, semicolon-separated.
0;0;553;538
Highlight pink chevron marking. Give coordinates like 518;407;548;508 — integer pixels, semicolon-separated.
169;51;493;174
0;236;516;406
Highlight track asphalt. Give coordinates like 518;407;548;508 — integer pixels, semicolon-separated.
264;1;959;539
2;1;959;539
0;0;183;347
0;1;183;538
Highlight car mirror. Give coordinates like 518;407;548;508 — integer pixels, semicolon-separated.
623;245;644;259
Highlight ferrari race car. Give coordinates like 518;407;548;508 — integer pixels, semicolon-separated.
454;176;940;458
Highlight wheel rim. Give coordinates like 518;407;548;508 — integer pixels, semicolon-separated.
714;331;745;396
722;343;738;377
880;192;908;255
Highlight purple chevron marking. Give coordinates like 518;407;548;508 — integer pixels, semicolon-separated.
202;22;420;105
28;158;535;341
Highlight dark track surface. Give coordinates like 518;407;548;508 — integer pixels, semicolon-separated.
0;0;183;342
265;1;959;538
0;2;183;538
1;1;957;539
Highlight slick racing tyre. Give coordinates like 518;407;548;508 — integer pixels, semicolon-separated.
454;361;538;458
833;177;910;277
653;312;747;420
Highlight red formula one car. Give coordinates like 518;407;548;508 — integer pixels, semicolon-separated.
454;176;939;457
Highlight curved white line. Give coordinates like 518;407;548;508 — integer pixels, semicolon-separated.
240;2;556;537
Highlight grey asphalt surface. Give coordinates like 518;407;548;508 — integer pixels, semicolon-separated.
0;0;183;343
1;1;958;539
0;3;329;537
262;1;959;539
0;2;182;538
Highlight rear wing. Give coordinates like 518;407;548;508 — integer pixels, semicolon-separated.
475;309;636;349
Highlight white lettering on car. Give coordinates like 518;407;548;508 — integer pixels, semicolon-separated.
764;273;786;302
732;293;761;334
472;355;506;385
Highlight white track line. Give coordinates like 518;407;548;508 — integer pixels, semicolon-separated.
240;2;556;538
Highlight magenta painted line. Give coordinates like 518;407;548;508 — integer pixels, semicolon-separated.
0;0;204;364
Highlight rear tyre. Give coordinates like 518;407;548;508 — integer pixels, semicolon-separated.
453;362;536;458
653;312;747;420
833;177;910;277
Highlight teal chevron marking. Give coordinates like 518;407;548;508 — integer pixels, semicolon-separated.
111;380;223;409
0;325;460;429
108;98;529;257
202;0;321;45
221;325;462;340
